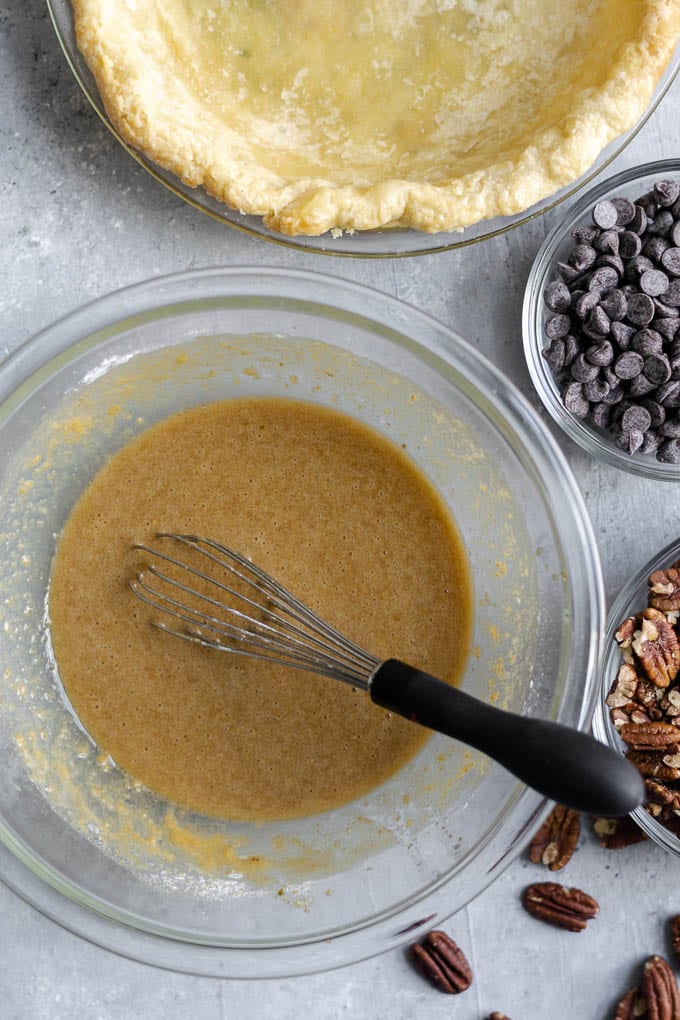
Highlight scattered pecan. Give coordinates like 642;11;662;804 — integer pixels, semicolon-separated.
409;930;472;994
614;987;647;1020
632;609;680;688
487;1014;511;1020
620;722;680;751
649;562;680;612
592;815;647;849
641;955;680;1020
528;804;580;871
521;881;598;932
670;915;680;965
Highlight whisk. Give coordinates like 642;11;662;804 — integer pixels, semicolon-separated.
130;533;643;816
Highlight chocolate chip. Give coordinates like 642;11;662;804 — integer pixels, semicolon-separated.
557;262;583;285
571;354;600;383
616;430;644;455
569;244;597;273
640;430;661;455
629;373;658;397
593;200;618;230
632;328;663;356
575;290;602;321
594;230;620;255
642;399;666;428
640;269;670;297
644;353;672;384
626;292;656;326
587;305;611;335
655;317;680;342
672;221;680;247
659;419;680;438
614;351;644;379
582;377;610;402
643;235;670;263
572;225;599;245
654;299;680;322
625;254;655;281
563;334;580;366
649;211;675;237
596;253;625;278
590;403;611;429
612;196;636;226
656;380;680;406
586;340;614;366
658;439;680;463
610;320;636;349
543;339;566;373
588;266;619;292
630;205;648;235
661;248;680;277
662;280;680;308
619;230;643;258
654;179;680;208
636;192;659;218
620;404;652;433
544;280;572;312
562;382;589;417
599;289;627;321
545;314;572;339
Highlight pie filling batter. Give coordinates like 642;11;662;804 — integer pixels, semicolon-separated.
71;0;680;234
48;398;473;821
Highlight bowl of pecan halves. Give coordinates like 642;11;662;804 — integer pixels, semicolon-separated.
594;535;680;853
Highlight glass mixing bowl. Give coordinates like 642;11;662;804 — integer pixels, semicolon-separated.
0;267;604;976
46;0;680;258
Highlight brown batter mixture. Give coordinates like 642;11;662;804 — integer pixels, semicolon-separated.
48;398;472;821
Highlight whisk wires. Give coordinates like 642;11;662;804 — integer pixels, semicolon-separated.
130;533;378;689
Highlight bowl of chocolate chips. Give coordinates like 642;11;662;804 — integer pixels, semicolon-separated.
593;536;680;855
523;160;680;478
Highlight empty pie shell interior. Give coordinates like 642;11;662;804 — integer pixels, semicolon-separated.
72;0;680;237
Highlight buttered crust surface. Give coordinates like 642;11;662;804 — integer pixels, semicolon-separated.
73;0;680;235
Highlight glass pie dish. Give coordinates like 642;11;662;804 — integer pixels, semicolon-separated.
47;0;680;258
0;267;604;976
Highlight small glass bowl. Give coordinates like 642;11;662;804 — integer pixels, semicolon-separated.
523;159;680;480
593;536;680;856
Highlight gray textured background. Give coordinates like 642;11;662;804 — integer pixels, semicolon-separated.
2;6;680;1017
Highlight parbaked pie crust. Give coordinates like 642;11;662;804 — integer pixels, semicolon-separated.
72;0;680;237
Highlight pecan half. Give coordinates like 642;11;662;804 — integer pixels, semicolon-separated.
632;609;680;688
641;955;680;1020
409;930;472;994
521;882;598;932
607;663;640;709
620;722;680;751
626;750;680;781
670;915;680;965
649;562;680;612
614;987;647;1020
645;779;680;813
528;804;580;871
592;815;647;849
616;615;639;649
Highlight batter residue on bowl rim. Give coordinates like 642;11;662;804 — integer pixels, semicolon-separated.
48;396;473;822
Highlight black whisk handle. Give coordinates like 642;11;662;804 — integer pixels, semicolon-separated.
369;659;644;817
